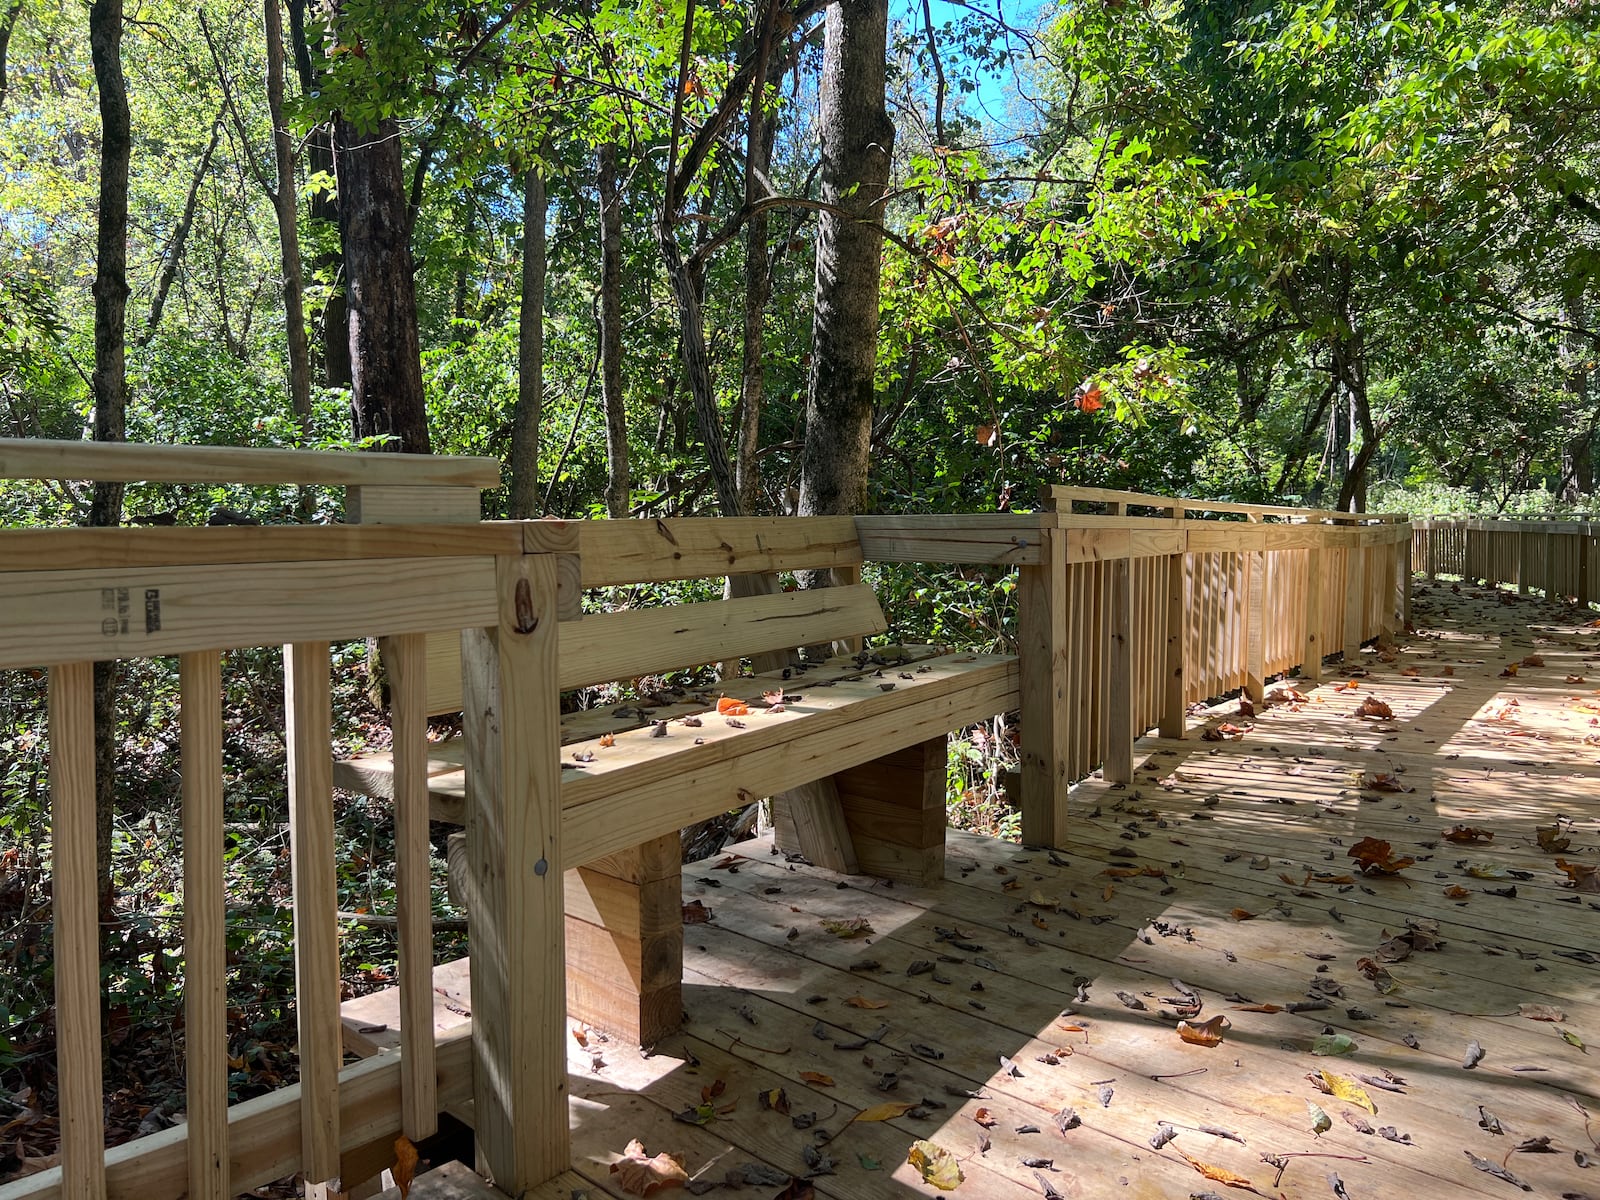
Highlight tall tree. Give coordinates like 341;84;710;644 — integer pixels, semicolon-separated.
798;0;892;518
87;0;131;906
597;142;630;517
265;0;312;427
334;113;430;452
509;167;546;514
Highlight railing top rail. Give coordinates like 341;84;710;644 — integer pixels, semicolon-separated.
0;438;501;488
1044;485;1404;523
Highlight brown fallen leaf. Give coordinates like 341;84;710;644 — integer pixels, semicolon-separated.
598;732;616;747
1567;674;1587;684
1499;663;1520;678
1518;1003;1566;1022
973;1107;998;1128
799;1071;835;1087
1229;907;1256;921
1176;1150;1256;1190
1177;1015;1230;1047
821;917;874;938
1441;824;1494;845
610;1139;689;1195
1366;772;1413;793
1521;654;1544;667
682;900;713;924
394;1135;419;1200
1232;1003;1284;1013
1555;858;1600;893
852;1101;916;1123
843;995;890;1009
1354;695;1394;719
1535;825;1572;853
1348;836;1414;875
1442;885;1471;900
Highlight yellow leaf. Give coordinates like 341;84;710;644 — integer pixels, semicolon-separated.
1319;1069;1377;1115
394;1136;419;1200
1177;1150;1256;1189
799;1071;835;1086
907;1139;964;1191
851;1101;915;1123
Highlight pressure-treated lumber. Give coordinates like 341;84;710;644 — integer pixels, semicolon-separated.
1102;558;1134;783
0;524;526;572
1244;548;1267;702
0;557;497;669
380;633;438;1141
1158;550;1185;737
419;584;889;716
179;651;228;1200
853;513;1047;563
1301;545;1325;683
0;1030;475;1200
0;438;500;487
570;515;862;585
47;661;105;1200
285;643;341;1187
1342;545;1365;661
345;485;481;525
460;554;566;1191
833;737;947;885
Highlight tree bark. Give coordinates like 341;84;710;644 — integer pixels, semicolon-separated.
798;0;893;520
334;115;430;452
265;0;312;427
89;0;131;912
138;115;221;346
736;1;781;514
597;143;630;518
508;169;546;516
0;1;21;112
286;0;350;389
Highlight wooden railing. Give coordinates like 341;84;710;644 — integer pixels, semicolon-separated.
1414;514;1600;604
0;441;1415;1199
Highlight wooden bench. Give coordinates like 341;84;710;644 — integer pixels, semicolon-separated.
333;515;1021;1046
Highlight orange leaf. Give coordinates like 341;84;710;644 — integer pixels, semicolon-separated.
394;1136;419;1200
1102;884;1116;902
1177;1150;1255;1189
1441;824;1493;845
1354;695;1393;719
1231;1003;1283;1013
1229;908;1255;921
975;424;998;446
852;1101;916;1123
844;995;890;1009
598;732;616;747
1076;384;1104;413
1442;885;1471;900
973;1107;998;1128
716;696;750;716
1348;836;1414;876
799;1071;835;1087
1177;1015;1230;1047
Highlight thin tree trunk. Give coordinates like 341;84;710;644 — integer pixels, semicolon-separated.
0;1;21;111
139;115;221;346
798;0;893;520
597;143;629;518
334;115;430;452
89;0;131;913
509;168;546;516
736;1;780;514
265;0;312;426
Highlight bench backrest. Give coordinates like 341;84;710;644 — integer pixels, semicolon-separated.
402;516;884;717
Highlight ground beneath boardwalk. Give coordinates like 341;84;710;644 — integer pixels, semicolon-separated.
566;582;1599;1199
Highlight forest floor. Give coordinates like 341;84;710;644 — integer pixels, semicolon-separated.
562;580;1600;1198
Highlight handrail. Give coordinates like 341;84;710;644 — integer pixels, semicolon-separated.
1413;515;1597;605
0;438;500;488
1045;484;1406;524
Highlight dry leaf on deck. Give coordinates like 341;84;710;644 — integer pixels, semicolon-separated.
1176;1150;1256;1189
844;995;889;1009
1521;654;1544;667
1499;663;1520;678
851;1101;915;1123
1366;773;1413;793
609;1139;689;1195
1555;858;1600;892
598;732;616;747
394;1135;419;1200
973;1107;998;1128
1318;1070;1377;1115
1535;825;1572;853
1177;1015;1230;1047
682;900;712;924
1232;1002;1283;1013
821;917;874;938
1348;836;1414;875
716;696;751;716
1229;907;1256;921
907;1140;964;1191
1441;824;1493;844
1519;1004;1565;1022
1201;721;1248;741
1354;696;1394;719
1442;885;1471;900
799;1071;834;1087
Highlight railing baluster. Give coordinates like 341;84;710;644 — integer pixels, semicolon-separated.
49;661;106;1200
180;650;228;1200
382;632;439;1140
285;642;341;1189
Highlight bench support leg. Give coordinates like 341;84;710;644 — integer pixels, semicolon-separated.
565;833;683;1046
833;737;947;886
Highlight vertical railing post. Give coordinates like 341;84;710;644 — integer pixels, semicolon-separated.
1019;523;1070;847
1158;504;1186;738
463;552;567;1191
49;660;106;1200
1302;532;1325;684
1517;521;1531;594
1341;523;1365;663
285;642;341;1192
1244;518;1266;704
1545;525;1558;599
1104;548;1134;783
1582;523;1593;610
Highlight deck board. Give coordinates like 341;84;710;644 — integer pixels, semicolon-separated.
351;582;1600;1197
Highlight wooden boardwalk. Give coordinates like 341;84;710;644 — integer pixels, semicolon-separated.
561;582;1600;1198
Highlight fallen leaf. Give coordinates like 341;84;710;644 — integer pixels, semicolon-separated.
799;1072;835;1087
394;1136;419;1200
1348;836;1414;876
1560;1028;1588;1053
1229;907;1256;921
1319;1070;1377;1115
716;696;750;716
1176;1150;1256;1189
1518;1004;1565;1022
1521;654;1544;667
1178;1015;1230;1047
821;917;873;938
1232;1003;1284;1013
1534;825;1571;853
852;1101;915;1123
1441;824;1493;844
1307;1101;1332;1134
1555;858;1600;892
1443;885;1471;900
1354;696;1394;719
1463;1151;1532;1191
972;1107;998;1128
1500;663;1520;678
610;1139;689;1195
682;900;712;924
598;732;616;747
908;1140;964;1190
1367;772;1413;793
1312;1032;1358;1056
843;995;889;1009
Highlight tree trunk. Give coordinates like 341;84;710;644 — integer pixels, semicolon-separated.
736;1;781;514
597;143;630;518
140;115;221;346
1562;296;1593;501
508;169;546;516
334;115;430;452
265;0;312;427
798;0;893;520
88;0;131;913
286;0;350;390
